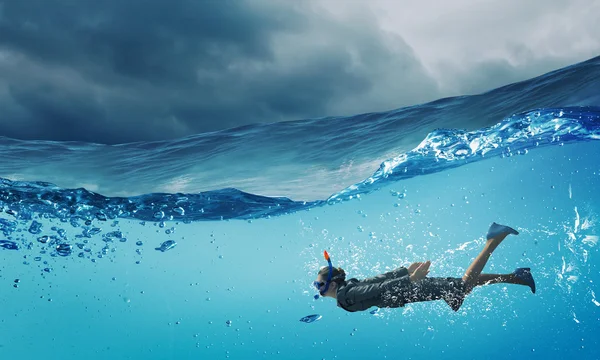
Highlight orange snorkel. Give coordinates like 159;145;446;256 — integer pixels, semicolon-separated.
314;250;334;299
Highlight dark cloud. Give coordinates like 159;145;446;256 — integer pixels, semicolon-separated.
0;0;436;144
0;1;292;81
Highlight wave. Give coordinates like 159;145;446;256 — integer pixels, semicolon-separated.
1;107;598;222
1;56;599;201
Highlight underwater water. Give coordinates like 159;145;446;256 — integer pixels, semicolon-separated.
1;56;600;360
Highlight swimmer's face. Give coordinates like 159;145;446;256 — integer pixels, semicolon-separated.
315;275;337;297
314;275;326;292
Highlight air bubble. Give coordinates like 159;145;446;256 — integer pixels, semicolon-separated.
56;243;72;256
0;240;18;250
38;236;50;244
155;240;177;252
28;221;42;234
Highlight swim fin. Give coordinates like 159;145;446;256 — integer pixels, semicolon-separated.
487;222;519;240
514;267;536;294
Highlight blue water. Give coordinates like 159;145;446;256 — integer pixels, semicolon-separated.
1;56;600;359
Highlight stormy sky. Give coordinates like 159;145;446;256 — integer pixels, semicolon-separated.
0;0;598;144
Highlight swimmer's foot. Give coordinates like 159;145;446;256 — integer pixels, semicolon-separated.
514;267;536;294
486;222;519;241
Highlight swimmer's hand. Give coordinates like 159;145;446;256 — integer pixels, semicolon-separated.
408;261;431;282
407;262;423;274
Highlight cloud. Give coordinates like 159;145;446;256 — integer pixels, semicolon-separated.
0;0;440;143
369;0;600;94
0;0;598;144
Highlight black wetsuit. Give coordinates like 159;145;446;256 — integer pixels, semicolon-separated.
336;267;466;312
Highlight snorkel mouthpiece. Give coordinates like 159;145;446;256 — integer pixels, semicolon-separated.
314;250;333;300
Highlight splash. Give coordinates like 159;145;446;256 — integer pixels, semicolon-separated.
330;107;600;201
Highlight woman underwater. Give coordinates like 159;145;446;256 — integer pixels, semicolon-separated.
313;222;536;312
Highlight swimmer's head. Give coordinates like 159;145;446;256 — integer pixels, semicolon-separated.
314;266;346;298
318;266;346;282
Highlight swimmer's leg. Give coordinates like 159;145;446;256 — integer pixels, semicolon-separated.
445;269;536;310
462;223;519;292
473;268;536;294
474;268;535;294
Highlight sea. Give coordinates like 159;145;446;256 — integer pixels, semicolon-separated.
1;56;599;359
